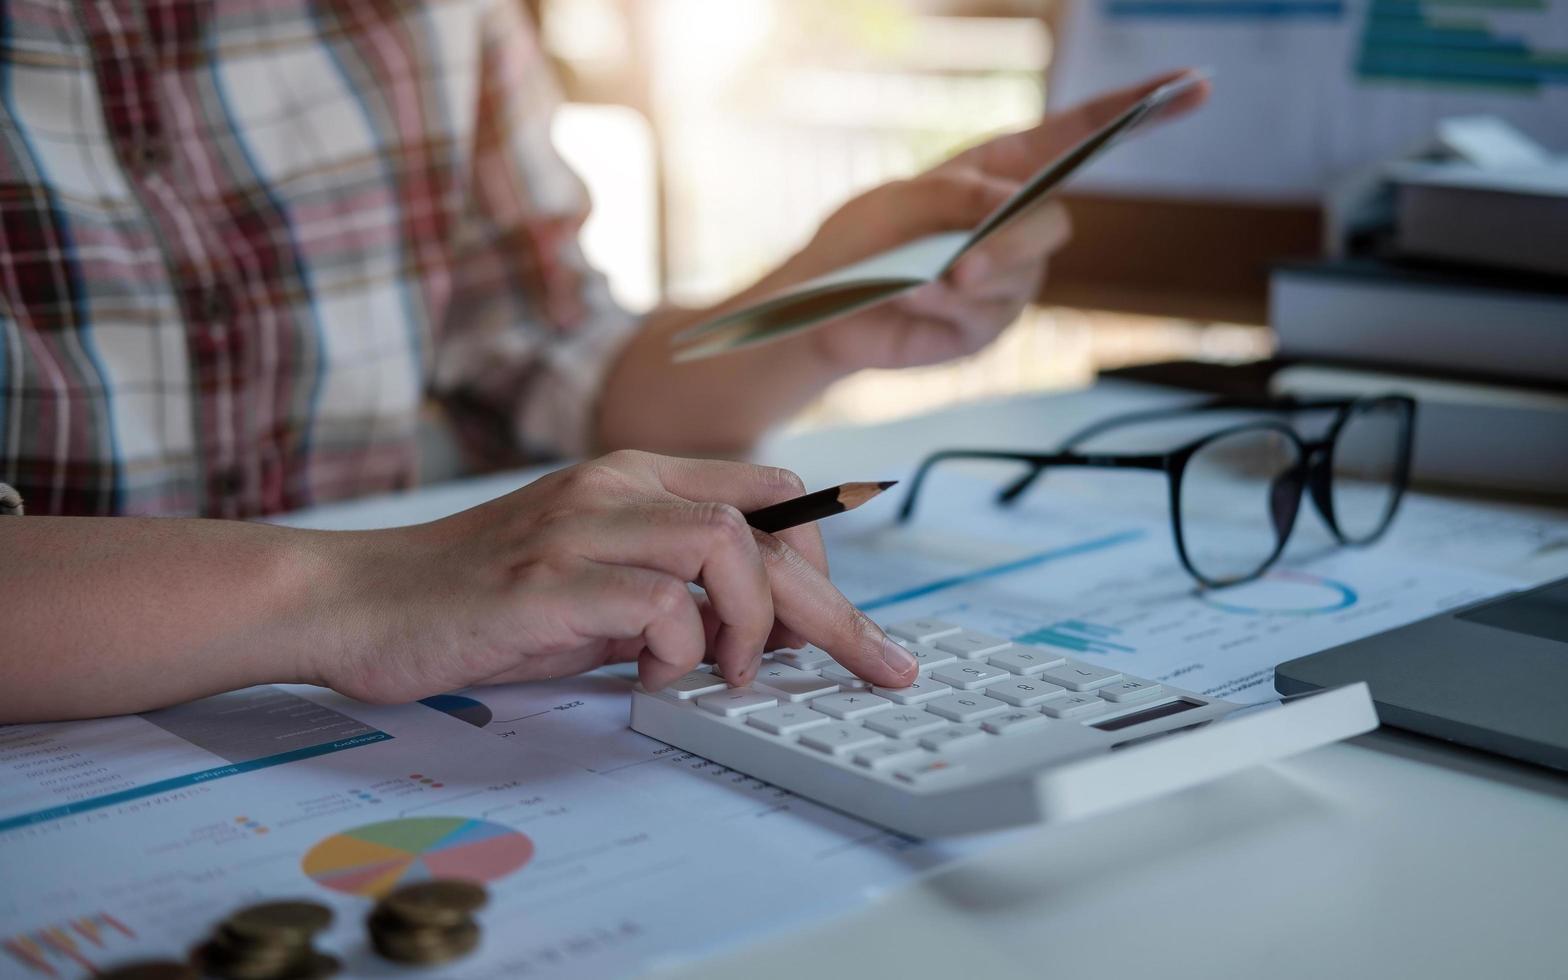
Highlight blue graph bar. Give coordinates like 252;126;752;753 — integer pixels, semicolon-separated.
1015;621;1136;655
0;731;392;833
858;530;1146;612
1357;0;1568;90
1106;0;1345;18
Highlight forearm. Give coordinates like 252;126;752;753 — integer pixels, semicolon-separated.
0;517;359;722
594;270;847;455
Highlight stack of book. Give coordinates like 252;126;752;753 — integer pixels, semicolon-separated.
1271;161;1568;386
1268;130;1568;495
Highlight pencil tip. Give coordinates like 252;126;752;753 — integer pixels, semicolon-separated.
877;480;898;490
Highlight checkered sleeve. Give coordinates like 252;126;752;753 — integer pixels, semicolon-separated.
431;0;638;463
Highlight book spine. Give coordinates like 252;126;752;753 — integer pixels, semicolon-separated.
1396;184;1568;279
1270;272;1568;385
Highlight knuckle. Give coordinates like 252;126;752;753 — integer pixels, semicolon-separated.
564;455;641;497
694;502;751;546
645;576;691;617
760;465;806;494
560;461;611;492
752;530;791;564
600;448;647;469
510;556;564;594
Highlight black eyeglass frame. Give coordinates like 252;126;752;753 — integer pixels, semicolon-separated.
896;395;1418;589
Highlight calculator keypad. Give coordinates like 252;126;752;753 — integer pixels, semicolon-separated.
655;620;1182;785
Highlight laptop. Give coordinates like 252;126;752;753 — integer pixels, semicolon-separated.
1275;575;1568;771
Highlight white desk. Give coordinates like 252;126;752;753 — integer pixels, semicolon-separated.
287;381;1568;980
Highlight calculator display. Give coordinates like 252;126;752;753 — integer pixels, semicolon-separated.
1092;698;1204;732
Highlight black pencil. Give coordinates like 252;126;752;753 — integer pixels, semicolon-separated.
743;481;898;534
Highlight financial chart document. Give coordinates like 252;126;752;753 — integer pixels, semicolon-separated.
1051;0;1568;199
4;472;1564;977
0;684;991;979
827;471;1568;703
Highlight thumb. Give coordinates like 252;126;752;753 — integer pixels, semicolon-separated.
895;170;1020;239
959;69;1211;182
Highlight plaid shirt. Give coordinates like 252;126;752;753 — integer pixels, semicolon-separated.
0;0;634;517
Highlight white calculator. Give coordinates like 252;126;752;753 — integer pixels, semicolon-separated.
631;618;1377;837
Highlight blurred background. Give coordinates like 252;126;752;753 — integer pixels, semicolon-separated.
523;0;1566;444
527;0;1270;433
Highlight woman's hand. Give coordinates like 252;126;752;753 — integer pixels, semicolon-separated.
596;71;1209;454
316;451;918;704
794;70;1209;372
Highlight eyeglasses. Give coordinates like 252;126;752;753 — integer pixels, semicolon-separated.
898;395;1417;589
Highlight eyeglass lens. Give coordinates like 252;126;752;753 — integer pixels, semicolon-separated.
1177;427;1304;585
1329;400;1406;542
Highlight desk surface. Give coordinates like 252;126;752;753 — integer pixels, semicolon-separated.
286;381;1568;980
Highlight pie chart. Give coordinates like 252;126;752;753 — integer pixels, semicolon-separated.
302;817;533;897
418;694;493;727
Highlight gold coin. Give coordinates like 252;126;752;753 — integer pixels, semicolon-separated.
369;921;480;965
224;901;333;941
193;941;339;980
380;881;487;926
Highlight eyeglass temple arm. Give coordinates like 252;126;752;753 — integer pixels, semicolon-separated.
1057;396;1344;450
995;395;1344;506
899;449;1165;522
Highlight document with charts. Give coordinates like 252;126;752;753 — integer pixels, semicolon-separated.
1050;0;1568;200
824;471;1568;703
5;471;1564;977
0;683;995;979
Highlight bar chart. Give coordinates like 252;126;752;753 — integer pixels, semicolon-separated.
1357;0;1568;91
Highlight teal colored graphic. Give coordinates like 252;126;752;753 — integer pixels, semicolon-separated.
1200;570;1358;616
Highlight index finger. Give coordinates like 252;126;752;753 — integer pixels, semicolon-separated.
647;454;833;578
965;69;1210;182
751;533;918;688
1051;69;1209;149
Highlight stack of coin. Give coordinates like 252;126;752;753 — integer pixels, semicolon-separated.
367;880;488;966
193;901;339;980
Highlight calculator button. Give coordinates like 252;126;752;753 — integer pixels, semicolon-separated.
886;619;963;644
659;670;729;700
863;708;946;739
1098;678;1164;703
751;663;839;702
918;725;988;752
696;688;778;717
873;677;953;704
987;646;1067;675
931;661;1009;691
745;705;831;736
1040;693;1110;719
926;693;1008;723
810;692;894;720
854;743;929;771
906;643;958;672
894;757;966;786
772;646;833;671
800;724;885;756
819;664;871;689
982;710;1051;735
934;630;1013;659
1039;660;1123;692
985;677;1066;707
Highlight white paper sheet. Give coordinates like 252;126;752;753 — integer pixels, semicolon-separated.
7;464;1565;978
0;683;991;979
823;470;1568;704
